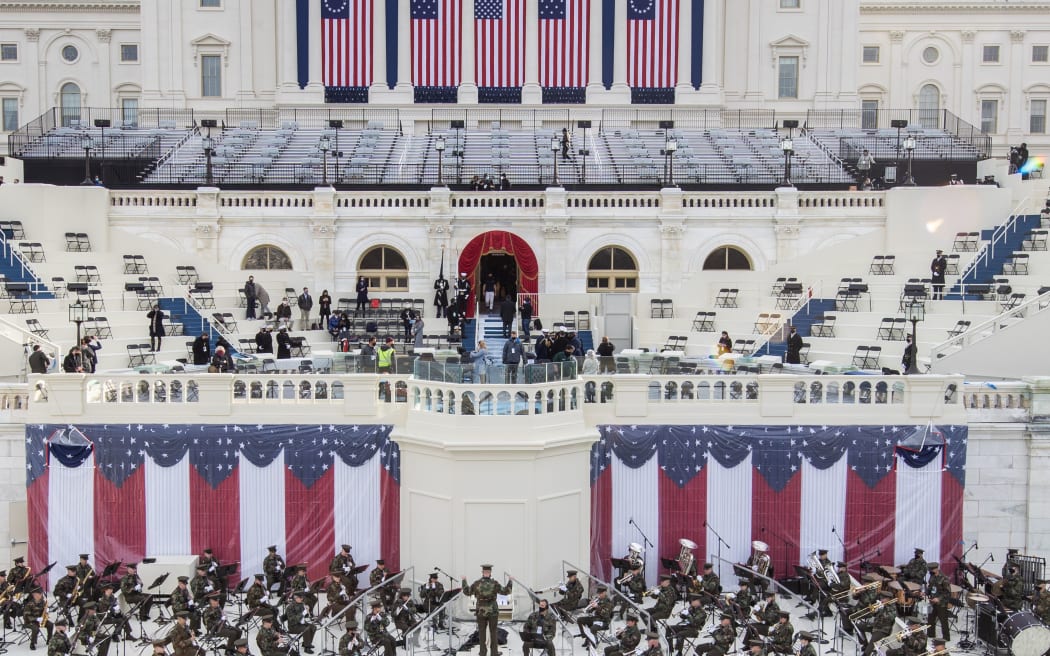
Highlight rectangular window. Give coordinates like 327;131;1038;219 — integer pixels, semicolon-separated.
121;98;139;126
0;43;16;61
861;100;879;130
2;98;17;132
862;46;880;64
981;99;998;134
120;44;138;62
1034;45;1049;63
1032;99;1047;134
779;0;800;8
982;45;1000;63
201;55;222;97
778;56;799;99
200;0;221;6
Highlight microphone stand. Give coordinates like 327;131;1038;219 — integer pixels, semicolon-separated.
628;518;655;554
704;522;730;581
433;567;459;635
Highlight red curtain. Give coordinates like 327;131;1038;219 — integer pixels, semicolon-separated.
457;231;539;318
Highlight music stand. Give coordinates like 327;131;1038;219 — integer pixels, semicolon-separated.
100;561;122;580
147;573;169;591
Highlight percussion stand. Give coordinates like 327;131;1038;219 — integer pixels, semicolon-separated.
956;603;976;650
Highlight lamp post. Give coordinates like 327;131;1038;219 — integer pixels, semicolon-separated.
68;300;88;370
329;120;343;184
662;137;678;187
435;136;446;186
550;136;560;186
202;133;215;186
780;135;794;187
80;134;94;185
319;135;331;186
905;300;925;374
902;136;917;186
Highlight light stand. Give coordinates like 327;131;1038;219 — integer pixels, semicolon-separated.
69;300;87;370
662;137;678;187
319;135;331;186
780;136;794;187
890;119;908;176
903;136;917;186
906;300;924;374
435;136;446;186
202;133;214;186
329;119;343;184
94;119;110;184
577;120;591;183
550;136;560;186
80;134;94;185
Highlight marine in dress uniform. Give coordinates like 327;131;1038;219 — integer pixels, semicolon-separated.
522;599;558;656
462;564;513;656
605;615;642;656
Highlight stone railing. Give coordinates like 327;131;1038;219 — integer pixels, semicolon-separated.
964;381;1032;423
407;380;582;417
0;382;29;419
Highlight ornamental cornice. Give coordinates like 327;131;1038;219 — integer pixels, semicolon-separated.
0;1;139;12
862;2;1050;13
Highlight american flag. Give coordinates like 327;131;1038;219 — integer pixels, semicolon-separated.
538;0;590;88
626;0;678;88
322;0;374;88
27;423;400;589
475;0;525;88
590;424;966;585
412;0;461;87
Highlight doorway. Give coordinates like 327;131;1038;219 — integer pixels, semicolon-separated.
478;252;518;313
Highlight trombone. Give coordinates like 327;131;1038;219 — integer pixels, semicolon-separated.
874;624;930;652
833;581;880;601
849;598;895;622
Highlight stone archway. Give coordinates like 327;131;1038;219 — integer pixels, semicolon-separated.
456;231;539;318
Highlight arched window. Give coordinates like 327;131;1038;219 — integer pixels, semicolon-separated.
587;246;638;292
703;246;752;271
60;82;81;126
359;246;408;291
918;84;940;129
241;245;293;270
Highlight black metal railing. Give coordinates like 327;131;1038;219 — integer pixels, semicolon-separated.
805;108;991;158
835;134;982;162
8;106;195;156
224;107;402;132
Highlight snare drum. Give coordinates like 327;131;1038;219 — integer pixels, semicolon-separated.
966;592;989;609
999;611;1050;656
915;599;931;620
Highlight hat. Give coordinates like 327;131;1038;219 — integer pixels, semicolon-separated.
818;549;828;555
646;632;660;640
778;611;790;620
908;618;922;626
293;591;305;598
399;588;411;596
932;639;946;647
341;544;352;552
429;572;438;579
596;585;608;593
936;249;943;254
748;641;764;648
207;592;221;601
261;614;274;623
721;614;733;622
480;564;492;570
689;594;703;602
371;600;383;608
1007;548;1020;555
55;620;68;628
254;574;264;581
460;272;467;277
176;611;190;619
79;554;89;560
703;563;714;569
879;591;894;599
153;641;168;648
297;563;308;570
799;633;814;642
928;563;940;571
626;615;639;623
101;582;115;591
739;581;750;587
268;545;278;552
66;565;77;572
0;571;6;577
83;602;97;610
177;576;189;584
234;639;249;648
31;587;43;594
837;562;847;569
914;548;924;554
196;564;207;571
764;591;776;599
13;557;24;564
377;559;386;565
203;548;213;555
347;621;359;630
566;570;577;577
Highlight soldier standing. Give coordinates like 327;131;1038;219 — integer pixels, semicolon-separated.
605;614;642;656
522;599;557;656
455;273;471;314
553;570;584;619
24;587;53;650
648;574;678;631
365;601;396;656
330;545;356;593
286;591;317;654
576;585;614;648
925;563;952;640
434;275;450;318
263;546;286;593
694;614;736;656
667;594;707;656
339;621;363;656
47;619;72;656
461;564;513;656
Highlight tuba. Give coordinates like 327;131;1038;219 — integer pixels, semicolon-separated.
750;541;771;577
678;539;698;576
628;542;645;569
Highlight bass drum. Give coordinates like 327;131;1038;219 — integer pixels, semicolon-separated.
1000;611;1050;656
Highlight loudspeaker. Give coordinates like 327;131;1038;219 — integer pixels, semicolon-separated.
890;119;909;129
782;119;799;129
94;119;111;128
450;120;465;129
883;165;898;183
328;120;344;129
577;120;592;129
658;120;675;129
200;119;218;128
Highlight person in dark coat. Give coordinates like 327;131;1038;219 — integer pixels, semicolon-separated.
147;305;166;352
434;275;450;318
355;277;369;313
244;276;257;320
210;346;233;373
499;296;516;338
276;327;292;359
785;326;804;365
519;297;533;339
255;327;273;354
902;335;919;374
62;347;83;373
596;336;615;373
930;249;947;300
535;332;551;362
28;345;51;374
192;333;211;365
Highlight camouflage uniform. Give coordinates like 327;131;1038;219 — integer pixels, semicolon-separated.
694;622;736;656
167;622;197;656
289;572;317;610
120;570;152;619
1033;589;1050;624
365;610;395;656
522;607;558;656
263;552;286;593
256;624;287;656
47;629;72;656
285;599;316;651
605;623;642;656
246;581;268;611
338;630;363;656
901;555;928;585
327;578;352;625
1002;573;1025;611
648;583;679;629
203;602;242;649
462;573;512;656
77;611;107;656
770;620;795;655
23;594;53;648
577;593;615;647
925;570;952;640
330;552;357;592
667;603;708;656
554;577;585;615
171;585;200;631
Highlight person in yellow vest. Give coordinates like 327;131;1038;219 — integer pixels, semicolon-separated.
377;338;396;374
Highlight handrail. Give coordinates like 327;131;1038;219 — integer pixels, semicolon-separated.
404;590;464;656
957;196;1031;284
0;227;46;293
560;559;652;629
0;316;60;381
505;574;578;656
929;288;1050;361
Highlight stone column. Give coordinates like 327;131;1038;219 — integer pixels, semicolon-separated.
370;0;389;97
585;0;604;101
138;2;162;104
394;0;414;99
743;0;762;103
236;1;256;101
460;0;479;103
836;0;859;106
658;221;685;293
95;30;112;107
1007;30;1026;143
167;2;186;104
305;0;326;99
276;0;300;97
607;0;631;102
22;29;41;114
674;0;700;103
522;0;542;103
888;31;905;109
697;0;724;105
813;0;834;105
959;31;975;115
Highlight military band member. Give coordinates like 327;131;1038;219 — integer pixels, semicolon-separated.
246;574;269;614
365;601;396;656
370;560;389;589
462;564;513;656
77;602;107;656
47;619;72;656
522;600;557;656
1003;549;1020;579
121;563;153;620
25;587;53;650
733;581;753;622
829;563;851;605
203;593;242;650
746;639;766;656
393;588;418;639
0;570;14;629
256;614;288;656
924;563;952;640
758;591;780;625
97;583;132;641
151;640;168;656
696;564;720;601
901;549;928;585
617;563;647;620
694;614;736;656
667;594;707;656
648;574;678;630
863;593;899;656
339;621;363;656
798;632;817;656
53;566;78;620
855;576;880;609
1002;564;1024;611
929;638;948;655
167;611;197;656
896;619;927;656
11;557;31;592
641;630;664;656
234;637;250;656
554;570;585;618
327;575;352;626
420;572;445;615
263;546;286;593
286;591;316;654
577;585;614;648
330;545;356;592
1033;580;1050;624
170;576;198;631
289;564;317;610
769;612;794;655
605;614;642;656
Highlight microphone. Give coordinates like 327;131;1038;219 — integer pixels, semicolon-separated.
975;542;979;550
831;526;837;534
990;554;995;562
703;521;707;528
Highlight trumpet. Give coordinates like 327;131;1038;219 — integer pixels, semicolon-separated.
833;581;880;600
915;649;950;656
644;586;660;597
584;595;601;611
617;572;635;586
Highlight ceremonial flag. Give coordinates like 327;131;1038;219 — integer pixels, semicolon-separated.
626;0;678;88
412;0;462;87
475;0;525;88
27;424;400;589
538;0;590;88
322;0;374;88
590;424;966;585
